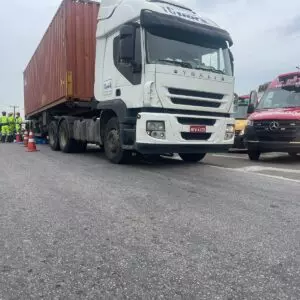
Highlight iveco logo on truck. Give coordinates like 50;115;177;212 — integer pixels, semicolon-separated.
162;6;208;24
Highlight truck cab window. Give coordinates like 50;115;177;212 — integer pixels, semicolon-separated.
113;27;142;85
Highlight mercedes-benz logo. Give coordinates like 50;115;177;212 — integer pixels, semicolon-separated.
269;121;280;131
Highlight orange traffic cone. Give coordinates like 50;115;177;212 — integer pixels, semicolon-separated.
23;131;29;147
26;131;39;152
15;132;22;143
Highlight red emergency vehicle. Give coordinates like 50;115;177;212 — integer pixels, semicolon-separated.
245;72;300;160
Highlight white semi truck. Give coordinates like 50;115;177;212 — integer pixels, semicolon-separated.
24;0;235;163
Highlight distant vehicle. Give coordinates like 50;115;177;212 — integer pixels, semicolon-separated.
24;0;235;164
232;94;250;149
257;81;271;102
245;72;300;160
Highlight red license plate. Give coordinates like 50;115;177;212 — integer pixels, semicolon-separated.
190;125;206;133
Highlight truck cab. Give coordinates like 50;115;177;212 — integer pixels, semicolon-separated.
245;72;300;160
94;0;235;162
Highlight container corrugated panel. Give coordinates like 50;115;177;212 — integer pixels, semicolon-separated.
24;0;100;117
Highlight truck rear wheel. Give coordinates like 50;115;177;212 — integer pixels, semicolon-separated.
58;120;77;153
104;117;131;164
49;121;60;151
248;150;260;161
179;153;206;162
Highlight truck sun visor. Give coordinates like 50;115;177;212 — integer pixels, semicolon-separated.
140;9;233;47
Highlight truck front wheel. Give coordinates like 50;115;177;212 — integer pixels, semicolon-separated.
49;121;60;151
179;153;206;162
104;117;131;164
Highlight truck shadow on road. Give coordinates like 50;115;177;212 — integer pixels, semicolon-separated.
83;148;198;168
77;147;300;169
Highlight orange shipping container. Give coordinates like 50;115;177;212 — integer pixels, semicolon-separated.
24;0;100;117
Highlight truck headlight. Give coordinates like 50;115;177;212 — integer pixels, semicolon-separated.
146;121;166;139
225;124;235;140
240;129;245;136
247;120;254;126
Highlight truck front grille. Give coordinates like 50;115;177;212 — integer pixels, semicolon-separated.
168;88;225;108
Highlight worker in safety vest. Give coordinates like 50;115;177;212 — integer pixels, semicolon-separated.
8;112;15;143
15;112;23;134
0;111;9;143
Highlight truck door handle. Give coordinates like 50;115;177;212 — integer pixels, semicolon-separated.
116;89;121;97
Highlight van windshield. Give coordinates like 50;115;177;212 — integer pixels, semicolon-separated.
257;87;300;109
145;31;233;76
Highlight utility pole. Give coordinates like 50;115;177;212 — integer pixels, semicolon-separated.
9;105;19;118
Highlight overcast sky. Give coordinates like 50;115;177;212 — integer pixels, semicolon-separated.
0;0;300;113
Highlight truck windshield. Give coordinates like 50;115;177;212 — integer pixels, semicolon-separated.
146;31;232;76
257;88;300;109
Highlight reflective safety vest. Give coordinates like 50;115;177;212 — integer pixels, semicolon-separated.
15;117;22;131
16;117;22;124
0;116;8;125
8;116;15;132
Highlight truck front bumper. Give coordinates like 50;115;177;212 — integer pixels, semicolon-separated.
135;143;231;154
133;112;234;154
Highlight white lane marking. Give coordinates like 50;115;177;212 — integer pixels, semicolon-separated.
213;153;291;160
235;166;300;174
212;154;247;160
210;165;300;183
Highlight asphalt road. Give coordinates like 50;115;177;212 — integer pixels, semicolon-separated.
0;144;299;299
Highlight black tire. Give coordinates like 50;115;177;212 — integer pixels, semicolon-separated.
288;152;299;158
179;153;206;162
58;120;77;153
49;121;60;151
103;117;131;164
248;150;261;161
75;141;87;153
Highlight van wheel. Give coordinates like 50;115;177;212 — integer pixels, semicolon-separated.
248;150;260;161
58;120;77;153
104;117;131;164
49;121;60;151
179;153;206;162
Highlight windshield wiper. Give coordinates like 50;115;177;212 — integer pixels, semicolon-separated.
157;59;192;69
195;66;225;75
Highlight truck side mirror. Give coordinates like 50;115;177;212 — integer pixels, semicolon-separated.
119;25;135;63
229;49;234;75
